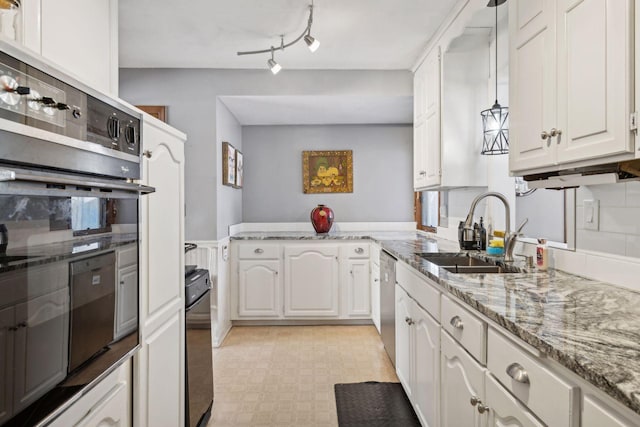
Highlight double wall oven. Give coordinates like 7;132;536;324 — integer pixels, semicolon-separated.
0;41;151;426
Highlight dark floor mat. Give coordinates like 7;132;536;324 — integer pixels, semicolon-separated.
334;381;421;427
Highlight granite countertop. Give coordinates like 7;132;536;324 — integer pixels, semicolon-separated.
231;231;640;416
0;233;137;273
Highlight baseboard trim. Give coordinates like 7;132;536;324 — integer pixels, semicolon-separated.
231;319;374;327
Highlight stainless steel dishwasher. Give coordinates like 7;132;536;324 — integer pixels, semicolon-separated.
380;249;397;366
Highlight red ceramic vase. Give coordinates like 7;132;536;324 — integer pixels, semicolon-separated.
310;204;334;234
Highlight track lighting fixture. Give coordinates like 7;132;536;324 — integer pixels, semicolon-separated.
267;48;281;75
237;1;320;74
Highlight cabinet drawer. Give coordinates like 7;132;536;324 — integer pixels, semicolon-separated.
238;243;280;259
441;294;486;364
488;328;578;427
396;261;439;319
117;244;137;268
343;243;370;258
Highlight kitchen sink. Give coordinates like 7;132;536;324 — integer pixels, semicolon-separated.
415;252;518;274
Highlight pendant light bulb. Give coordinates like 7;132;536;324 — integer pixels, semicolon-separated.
304;34;320;52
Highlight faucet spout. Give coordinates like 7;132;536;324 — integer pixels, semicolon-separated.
463;192;514;261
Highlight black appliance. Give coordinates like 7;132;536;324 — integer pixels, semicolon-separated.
68;252;116;372
185;265;213;427
0;39;152;427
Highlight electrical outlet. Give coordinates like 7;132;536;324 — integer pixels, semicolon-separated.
583;199;600;231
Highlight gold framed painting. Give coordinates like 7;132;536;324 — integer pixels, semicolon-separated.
222;142;236;187
303;150;353;194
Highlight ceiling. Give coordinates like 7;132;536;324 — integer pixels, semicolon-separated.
118;0;459;70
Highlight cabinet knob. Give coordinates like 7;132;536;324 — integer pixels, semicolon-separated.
419;171;426;176
120;280;125;286
477;403;490;414
405;316;415;325
450;315;464;330
143;150;152;158
355;247;364;254
470;396;480;406
254;248;264;254
540;130;550;140
549;128;562;138
506;362;530;384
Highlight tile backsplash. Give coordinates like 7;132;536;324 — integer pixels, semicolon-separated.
576;182;640;258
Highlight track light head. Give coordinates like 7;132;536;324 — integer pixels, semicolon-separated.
267;58;281;75
304;34;320;52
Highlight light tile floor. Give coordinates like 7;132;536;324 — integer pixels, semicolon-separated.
208;325;398;427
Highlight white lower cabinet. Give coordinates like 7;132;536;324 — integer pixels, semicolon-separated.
284;245;340;317
48;358;132;427
344;255;371;317
238;259;282;317
370;261;380;333
440;330;486;427
582;394;636;427
485;373;544;427
395;284;440;427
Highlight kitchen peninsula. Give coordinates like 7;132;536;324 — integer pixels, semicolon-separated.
230;229;640;425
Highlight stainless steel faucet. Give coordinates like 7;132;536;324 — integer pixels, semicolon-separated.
463;192;522;263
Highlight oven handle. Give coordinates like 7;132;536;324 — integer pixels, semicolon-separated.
0;168;155;194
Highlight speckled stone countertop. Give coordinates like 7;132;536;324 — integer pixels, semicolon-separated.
231;231;640;416
0;233;137;273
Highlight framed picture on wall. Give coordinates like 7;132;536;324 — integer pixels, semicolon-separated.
235;150;244;188
222;142;236;187
302;150;353;194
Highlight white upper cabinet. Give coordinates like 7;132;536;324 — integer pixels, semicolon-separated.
414;48;442;190
413;1;495;191
509;0;635;175
13;0;118;95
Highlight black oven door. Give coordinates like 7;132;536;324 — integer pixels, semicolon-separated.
0;166;151;427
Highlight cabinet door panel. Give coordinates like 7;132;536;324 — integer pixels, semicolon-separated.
284;246;339;317
424;48;441;187
116;265;138;339
441;331;486;427
582;394;635;427
346;259;370;317
371;262;380;333
0;307;14;424
394;285;412;398
238;260;281;317
13;289;69;412
556;0;633;163
412;303;440;427
509;0;556;172
75;382;129;427
486;373;544;427
414;120;427;189
143;136;183;320
144;312;182;427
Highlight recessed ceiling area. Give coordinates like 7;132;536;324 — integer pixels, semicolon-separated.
118;0;459;70
219;96;413;126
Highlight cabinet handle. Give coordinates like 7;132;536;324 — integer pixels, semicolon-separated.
355;247;364;254
254;248;264;254
374;278;379;282
143;150;152;158
9;321;27;331
477;403;490;414
470;396;480;406
120;280;125;286
405;316;415;325
506;362;530;384
549;128;562;138
450;315;464;330
540;130;550;140
419;171;426;175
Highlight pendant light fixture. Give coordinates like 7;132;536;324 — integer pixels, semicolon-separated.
237;1;320;74
480;0;509;155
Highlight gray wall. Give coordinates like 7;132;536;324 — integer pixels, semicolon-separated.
242;125;413;223
216;100;243;236
119;68;412;240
